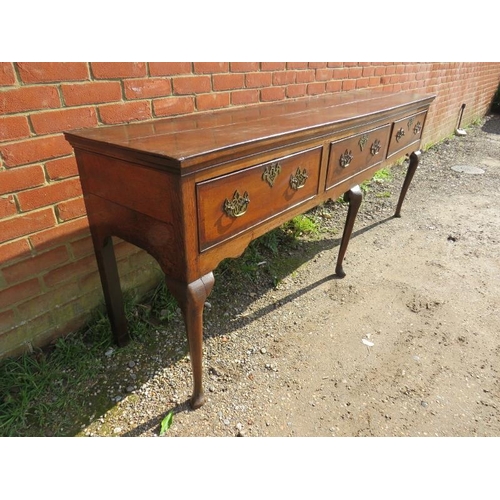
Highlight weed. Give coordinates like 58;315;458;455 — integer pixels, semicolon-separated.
361;168;393;194
284;214;320;238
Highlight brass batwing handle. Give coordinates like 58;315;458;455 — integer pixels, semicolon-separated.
396;127;405;142
290;168;308;190
339;149;354;168
370;139;381;155
224;190;250;218
262;162;282;187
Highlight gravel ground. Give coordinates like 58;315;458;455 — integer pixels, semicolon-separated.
78;113;500;440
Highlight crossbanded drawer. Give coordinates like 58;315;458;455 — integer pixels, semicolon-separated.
197;146;322;251
387;111;427;158
326;124;391;189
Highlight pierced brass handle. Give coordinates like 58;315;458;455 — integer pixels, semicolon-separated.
370;139;381;155
339;149;353;168
262;162;282;187
413;121;422;135
223;190;250;218
290;168;308;190
396;127;405;142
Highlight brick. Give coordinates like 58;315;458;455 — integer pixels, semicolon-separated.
307;82;325;95
0;312;53;357
0;309;15;332
342;79;356;91
124;78;172;99
356;77;370;88
0;208;55;244
0;239;31;264
16;281;80;320
0;278;40;309
153;96;195;117
333;68;349;79
316;69;334;81
0;195;17;218
326;80;342;92
44;156;78;180
70;235;94;259
245;72;272;88
0;135;73;168
17;62;89;83
149;62;192;76
260;63;286;71
231;89;259;106
0;164;45;195
196;92;230;111
2;246;69;284
91;62;147;79
230;63;259;72
0;116;30;142
61;81;122;106
296;70;315;83
0;85;60;114
273;71;296;86
286;84;307;98
98;100;152;124
0;63;16;85
193;62;228;73
56;196;86;221
30;106;98;135
213;73;245;91
308;62;327;69
172;75;211;95
362;67;376;77
29;216;89;251
43;253;97;288
286;63;308;70
260;87;285;102
17;177;83;211
348;67;363;78
327;63;344;68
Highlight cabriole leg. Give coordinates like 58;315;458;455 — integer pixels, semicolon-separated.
395;150;421;217
165;272;215;409
335;185;363;279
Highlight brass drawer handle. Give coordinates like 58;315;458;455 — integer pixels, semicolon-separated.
290;168;308;190
396;127;405;142
370;139;381;155
223;190;250;218
262;162;282;187
413;121;422;135
339;149;353;168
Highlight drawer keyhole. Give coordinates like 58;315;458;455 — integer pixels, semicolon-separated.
223;190;250;218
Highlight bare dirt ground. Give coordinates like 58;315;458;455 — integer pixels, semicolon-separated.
81;114;500;438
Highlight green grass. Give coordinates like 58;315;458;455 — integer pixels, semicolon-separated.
0;281;179;437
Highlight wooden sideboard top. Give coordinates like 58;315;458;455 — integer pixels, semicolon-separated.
65;89;435;174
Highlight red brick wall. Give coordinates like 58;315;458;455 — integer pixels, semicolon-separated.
1;62;500;358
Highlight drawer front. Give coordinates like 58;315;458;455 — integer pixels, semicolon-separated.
197;146;322;251
326;124;391;189
387;111;427;157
